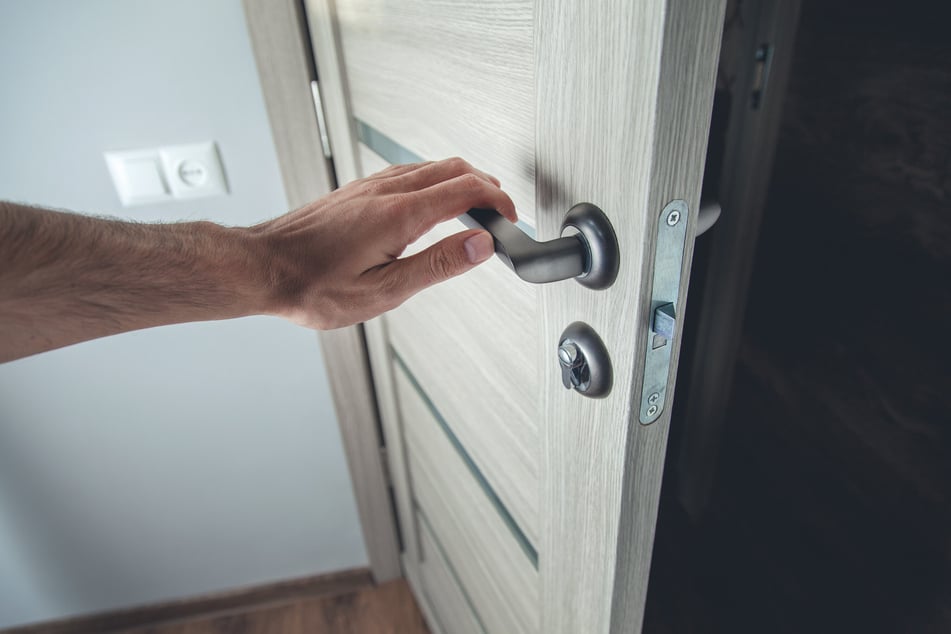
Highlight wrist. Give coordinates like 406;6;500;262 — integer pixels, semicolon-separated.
233;219;334;327
208;223;279;319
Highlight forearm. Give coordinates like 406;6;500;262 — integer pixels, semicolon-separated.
0;202;271;362
0;159;514;362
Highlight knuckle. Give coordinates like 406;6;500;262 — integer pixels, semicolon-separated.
406;160;432;175
362;178;390;197
386;192;412;216
407;222;428;245
446;156;470;173
457;172;484;192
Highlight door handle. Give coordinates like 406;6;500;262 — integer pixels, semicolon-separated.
460;203;620;290
696;201;721;237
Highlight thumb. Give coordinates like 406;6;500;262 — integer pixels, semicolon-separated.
385;229;495;300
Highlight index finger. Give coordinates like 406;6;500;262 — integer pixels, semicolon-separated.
401;173;518;239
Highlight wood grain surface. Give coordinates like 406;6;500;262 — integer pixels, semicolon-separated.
358;140;541;632
334;0;536;224
299;2;445;629
303;1;726;632
536;1;725;632
132;579;427;634
319;326;402;582
398;369;539;633
356;142;540;547
364;316;420;569
303;0;363;185
416;515;483;634
242;0;334;206
387;217;540;547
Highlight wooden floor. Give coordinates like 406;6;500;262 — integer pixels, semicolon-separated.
127;580;428;634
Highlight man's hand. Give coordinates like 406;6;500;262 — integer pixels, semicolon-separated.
0;157;515;362
248;157;515;329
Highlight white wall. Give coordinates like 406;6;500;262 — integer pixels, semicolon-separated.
0;0;367;628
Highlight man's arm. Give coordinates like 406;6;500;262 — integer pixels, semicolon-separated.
0;157;515;362
0;204;269;361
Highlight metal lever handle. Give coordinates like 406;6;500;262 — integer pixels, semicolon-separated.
460;203;620;290
696;201;721;237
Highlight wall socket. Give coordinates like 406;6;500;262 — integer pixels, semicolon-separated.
104;141;228;207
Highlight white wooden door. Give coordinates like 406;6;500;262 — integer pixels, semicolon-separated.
304;1;725;632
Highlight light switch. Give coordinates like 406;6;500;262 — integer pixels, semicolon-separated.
105;141;228;207
104;150;170;206
159;142;228;200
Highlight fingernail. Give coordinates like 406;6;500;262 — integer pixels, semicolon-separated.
464;232;494;264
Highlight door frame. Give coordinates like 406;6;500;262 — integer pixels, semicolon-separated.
297;0;433;615
675;0;803;518
242;0;402;583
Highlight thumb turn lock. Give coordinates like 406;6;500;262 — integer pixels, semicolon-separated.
557;322;612;398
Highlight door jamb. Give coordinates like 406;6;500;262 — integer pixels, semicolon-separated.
298;0;435;614
675;0;802;518
242;0;402;583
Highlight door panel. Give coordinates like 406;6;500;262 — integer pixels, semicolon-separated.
336;0;536;223
306;0;726;631
417;516;484;634
356;140;389;175
358;145;540;629
355;142;539;543
397;368;539;633
387;216;539;544
535;3;725;630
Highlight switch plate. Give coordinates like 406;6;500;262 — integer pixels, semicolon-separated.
104;141;228;207
104;150;170;206
159;142;228;200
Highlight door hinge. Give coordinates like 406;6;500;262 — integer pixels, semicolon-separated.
309;80;333;159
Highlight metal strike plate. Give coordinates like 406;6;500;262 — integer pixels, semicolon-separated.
638;200;690;424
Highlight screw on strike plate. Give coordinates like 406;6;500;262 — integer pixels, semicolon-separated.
648;392;660;405
647;404;658;417
666;209;681;226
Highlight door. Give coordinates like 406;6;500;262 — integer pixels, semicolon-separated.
303;1;725;632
